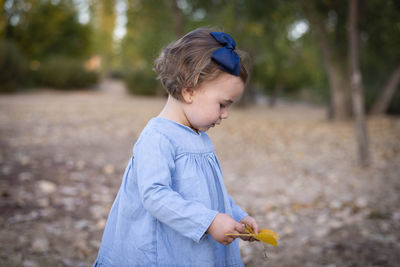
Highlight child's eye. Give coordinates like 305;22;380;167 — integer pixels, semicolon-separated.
220;104;226;108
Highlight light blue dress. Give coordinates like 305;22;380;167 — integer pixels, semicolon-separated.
93;117;248;267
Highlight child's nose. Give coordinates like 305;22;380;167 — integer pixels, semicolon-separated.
221;109;228;119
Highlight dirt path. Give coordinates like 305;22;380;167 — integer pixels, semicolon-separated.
0;80;399;266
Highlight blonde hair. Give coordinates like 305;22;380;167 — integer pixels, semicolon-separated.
153;27;249;100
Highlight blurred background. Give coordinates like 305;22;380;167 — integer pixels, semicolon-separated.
0;0;399;266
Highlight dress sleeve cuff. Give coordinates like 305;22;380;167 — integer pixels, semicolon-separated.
194;210;218;243
233;206;248;222
237;211;249;222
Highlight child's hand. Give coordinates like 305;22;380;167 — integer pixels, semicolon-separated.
239;216;259;242
207;213;245;245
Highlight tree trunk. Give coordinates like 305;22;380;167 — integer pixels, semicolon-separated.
370;62;400;115
348;0;370;167
269;82;284;107
171;0;184;38
0;0;5;38
301;1;352;121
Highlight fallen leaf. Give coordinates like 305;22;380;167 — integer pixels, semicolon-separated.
253;229;280;246
226;226;280;246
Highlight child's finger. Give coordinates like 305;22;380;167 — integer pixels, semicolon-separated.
247;219;258;234
252;222;259;234
234;222;245;233
225;235;236;244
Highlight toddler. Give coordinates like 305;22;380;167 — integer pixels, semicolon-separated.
93;27;258;267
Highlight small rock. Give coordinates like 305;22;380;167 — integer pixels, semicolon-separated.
22;260;39;267
37;198;50;208
66;159;75;169
1;165;12;175
309;246;322;254
328;220;344;229
32;237;49;253
19;235;28;244
62;197;76;211
315;227;330;238
316;213;329;225
330;200;342;209
90;205;105;219
90;240;101;249
74;239;90;257
80;189;89;197
75;220;89;230
103;164;115;175
379;221;390;232
355;197;368;209
96;218;107;230
19;172;33;181
60;186;78;196
282;226;294;236
54;153;64;163
44;224;62;236
360;228;370;237
239;243;253;264
18;155;31;165
43;159;52;168
9;210;40;223
37;180;57;194
287;213;298;223
392;210;400;221
76;160;86;170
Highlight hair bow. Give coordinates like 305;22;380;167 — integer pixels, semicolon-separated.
210;32;241;76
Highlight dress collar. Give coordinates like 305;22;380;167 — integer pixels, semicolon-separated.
153;117;202;136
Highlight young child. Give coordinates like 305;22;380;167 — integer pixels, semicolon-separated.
93;28;259;267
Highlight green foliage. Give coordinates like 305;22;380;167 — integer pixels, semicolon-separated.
1;0;399;113
388;88;400;114
120;0;175;74
0;39;27;92
125;69;159;96
39;57;99;89
108;68;126;79
360;0;400;113
4;0;92;60
90;0;116;73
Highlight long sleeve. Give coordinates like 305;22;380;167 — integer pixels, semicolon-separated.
228;194;248;222
134;131;218;243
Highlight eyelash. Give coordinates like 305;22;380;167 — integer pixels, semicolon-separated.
220;104;226;108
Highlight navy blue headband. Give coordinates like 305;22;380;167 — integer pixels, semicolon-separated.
210;32;241;76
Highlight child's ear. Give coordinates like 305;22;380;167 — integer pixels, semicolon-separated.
181;88;196;104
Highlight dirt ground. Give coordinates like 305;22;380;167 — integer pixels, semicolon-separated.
1;79;399;267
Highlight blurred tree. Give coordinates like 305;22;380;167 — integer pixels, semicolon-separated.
171;0;184;38
187;0;303;106
362;0;400;115
121;0;174;69
4;0;92;60
300;0;400;118
186;0;330;108
120;0;175;95
300;0;353;120
0;39;27;92
371;64;400;115
0;0;5;38
348;0;369;166
89;0;116;74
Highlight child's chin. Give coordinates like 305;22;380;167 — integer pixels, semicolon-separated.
202;126;215;132
197;126;210;132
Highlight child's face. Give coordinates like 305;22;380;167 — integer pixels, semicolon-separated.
183;73;244;133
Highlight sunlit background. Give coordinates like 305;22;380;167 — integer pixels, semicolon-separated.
1;0;400;266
